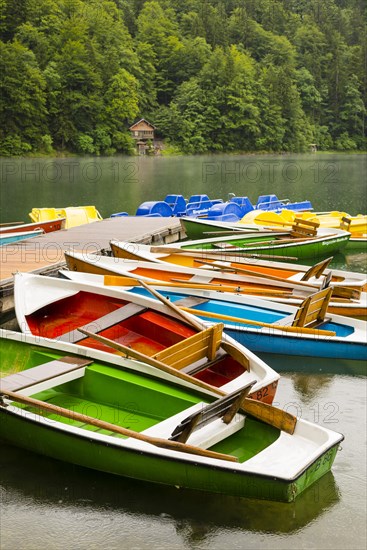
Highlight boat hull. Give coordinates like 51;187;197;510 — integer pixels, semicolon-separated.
345;237;367;250
0;218;65;235
182;235;350;260
0;229;44;246
0;408;339;502
224;327;366;360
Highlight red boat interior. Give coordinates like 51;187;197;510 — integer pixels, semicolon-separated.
26;291;246;387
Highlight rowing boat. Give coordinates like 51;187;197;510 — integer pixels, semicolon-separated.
29;206;102;229
66;249;367;318
0;229;44;247
160;227;351;260
59;270;367;361
180;216;268;239
110;240;367;291
0;329;343;502
0;218;65;234
14;273;279;402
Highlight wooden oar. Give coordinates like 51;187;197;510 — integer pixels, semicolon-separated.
202;229;290;236
1;390;237;462
0;221;24;227
191;259;317;289
194;260;361;299
112;274;333;337
103;275;293;297
136;279;204;331
77;329;296;435
229;235;325;247
169;279;293;297
179;307;337;336
78;327;219;392
150;246;298;261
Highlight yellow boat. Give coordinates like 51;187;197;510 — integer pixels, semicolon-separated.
240;209;367;234
29;206;103;229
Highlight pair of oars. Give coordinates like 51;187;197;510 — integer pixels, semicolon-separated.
191;259;361;300
150;245;298;261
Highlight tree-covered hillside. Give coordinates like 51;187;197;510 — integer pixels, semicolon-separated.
0;0;366;156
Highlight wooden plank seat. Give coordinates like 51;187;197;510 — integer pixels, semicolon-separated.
58;303;147;343
292;287;333;329
152;324;224;372
321;271;333;289
340;216;352;230
169;381;256;443
0;356;93;392
301;261;361;299
301;257;333;280
290;217;319;238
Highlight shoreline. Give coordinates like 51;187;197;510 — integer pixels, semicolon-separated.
1;149;366;160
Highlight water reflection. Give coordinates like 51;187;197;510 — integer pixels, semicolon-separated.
343;252;367;274
258;353;366;377
0;443;340;540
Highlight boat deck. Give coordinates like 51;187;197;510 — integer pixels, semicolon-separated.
0;217;183;318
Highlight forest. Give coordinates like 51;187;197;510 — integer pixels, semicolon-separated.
0;0;366;156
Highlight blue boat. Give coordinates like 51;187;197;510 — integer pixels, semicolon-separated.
126;288;367;361
58;269;367;362
111;194;313;221
0;229;44;247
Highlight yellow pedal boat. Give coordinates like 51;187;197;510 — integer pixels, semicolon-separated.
29;206;103;229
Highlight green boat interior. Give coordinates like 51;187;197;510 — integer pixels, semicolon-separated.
0;341;279;462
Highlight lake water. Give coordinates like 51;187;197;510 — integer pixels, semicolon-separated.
1;153;366;222
0;153;366;549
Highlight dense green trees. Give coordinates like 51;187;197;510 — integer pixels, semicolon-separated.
0;0;365;155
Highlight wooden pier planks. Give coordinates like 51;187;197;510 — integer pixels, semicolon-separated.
0;217;183;316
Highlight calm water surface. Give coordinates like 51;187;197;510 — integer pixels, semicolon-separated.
0;154;366;549
0;153;366;222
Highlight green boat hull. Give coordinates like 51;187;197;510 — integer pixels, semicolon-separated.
0;409;339;502
0;337;341;503
181;233;350;260
345;238;367;250
182;218;247;240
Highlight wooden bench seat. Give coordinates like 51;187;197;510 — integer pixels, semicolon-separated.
292;287;333;329
169;381;255;443
58;303;147;343
301;257;333;280
290;218;319;238
153;324;224;371
0;356;93;392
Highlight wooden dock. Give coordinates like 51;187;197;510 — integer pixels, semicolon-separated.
0;217;184;318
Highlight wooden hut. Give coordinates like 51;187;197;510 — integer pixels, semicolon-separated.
129;119;156;154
